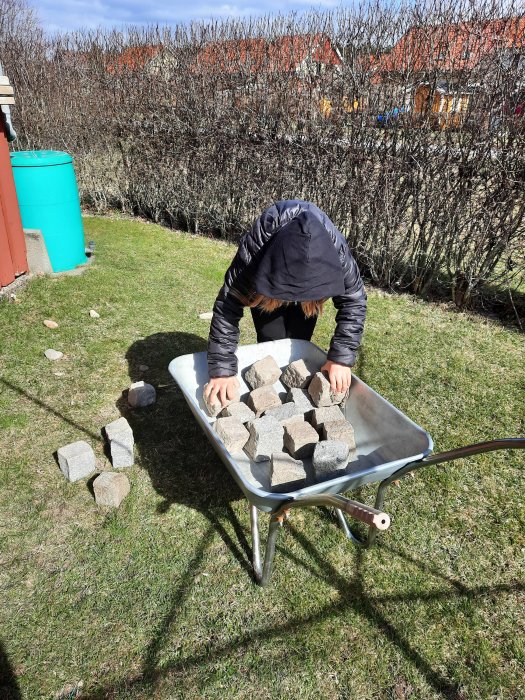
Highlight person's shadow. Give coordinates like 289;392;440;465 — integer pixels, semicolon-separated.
117;332;253;574
0;641;21;699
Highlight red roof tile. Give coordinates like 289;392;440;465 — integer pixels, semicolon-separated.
377;17;525;74
107;44;163;73
196;34;342;73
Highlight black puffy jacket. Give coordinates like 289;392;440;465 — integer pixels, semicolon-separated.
207;200;367;378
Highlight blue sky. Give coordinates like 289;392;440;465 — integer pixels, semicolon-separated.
33;0;344;33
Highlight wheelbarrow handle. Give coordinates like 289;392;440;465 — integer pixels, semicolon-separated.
371;437;525;514
418;437;525;469
338;497;390;530
338;437;525;552
387;437;525;486
271;494;390;531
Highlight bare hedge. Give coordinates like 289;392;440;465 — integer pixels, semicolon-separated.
2;0;525;315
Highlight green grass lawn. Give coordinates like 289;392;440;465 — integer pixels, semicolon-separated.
1;215;524;700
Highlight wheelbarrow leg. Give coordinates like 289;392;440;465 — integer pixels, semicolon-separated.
335;507;361;541
335;506;380;548
250;505;282;587
250;505;262;581
335;507;352;537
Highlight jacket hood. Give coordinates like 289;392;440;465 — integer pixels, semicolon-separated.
252;211;346;301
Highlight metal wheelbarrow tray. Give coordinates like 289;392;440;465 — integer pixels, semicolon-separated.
169;339;525;586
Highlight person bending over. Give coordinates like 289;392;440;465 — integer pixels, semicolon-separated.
205;199;367;407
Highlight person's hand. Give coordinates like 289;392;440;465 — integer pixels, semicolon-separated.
204;376;240;407
320;360;352;395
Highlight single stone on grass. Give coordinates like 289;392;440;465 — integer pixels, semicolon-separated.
43;319;58;329
263;401;303;424
244;355;281;390
271;452;307;489
308;371;346;407
198;311;214;320
104;417;134;468
89;309;100;318
44;348;63;361
219;401;255;423
284;421;319;459
202;384;240;417
281;359;312;389
247;385;281;417
214;416;250;452
93;472;130;507
287;388;315;413
128;381;156;408
310;406;344;432
57;440;96;482
244;416;284;462
312;440;350;476
322;420;356;452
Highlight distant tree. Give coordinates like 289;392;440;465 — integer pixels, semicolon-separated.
0;0;42;52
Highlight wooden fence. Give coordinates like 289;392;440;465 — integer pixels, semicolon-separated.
0;82;27;289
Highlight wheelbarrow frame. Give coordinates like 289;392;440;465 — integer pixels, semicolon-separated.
168;340;525;587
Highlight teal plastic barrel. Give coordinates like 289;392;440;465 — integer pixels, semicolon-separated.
10;150;87;272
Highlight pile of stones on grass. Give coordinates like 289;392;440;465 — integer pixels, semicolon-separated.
56;380;156;507
203;356;356;491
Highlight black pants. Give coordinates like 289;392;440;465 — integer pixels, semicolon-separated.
251;303;318;343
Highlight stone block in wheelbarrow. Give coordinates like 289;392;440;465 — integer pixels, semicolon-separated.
313;440;350;477
244;355;282;389
219;401;255;423
280;359;313;389
322;419;356;453
244;415;284;462
270;452;307;490
263;401;303;424
168;338;433;514
310;405;344;432
308;371;346;407
284;420;319;459
215;416;250;453
247;385;281;417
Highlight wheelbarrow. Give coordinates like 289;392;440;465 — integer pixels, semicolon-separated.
168;339;525;586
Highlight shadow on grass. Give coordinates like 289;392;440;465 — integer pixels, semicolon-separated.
117;331;252;575
81;513;525;700
140;524;217;682
0;641;21;700
0;377;102;442
87;331;520;700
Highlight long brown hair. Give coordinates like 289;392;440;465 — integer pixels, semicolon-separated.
248;294;325;318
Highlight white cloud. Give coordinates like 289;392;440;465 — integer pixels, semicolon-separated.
31;0;349;33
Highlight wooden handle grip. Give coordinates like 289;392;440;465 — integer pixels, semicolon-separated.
342;499;391;530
